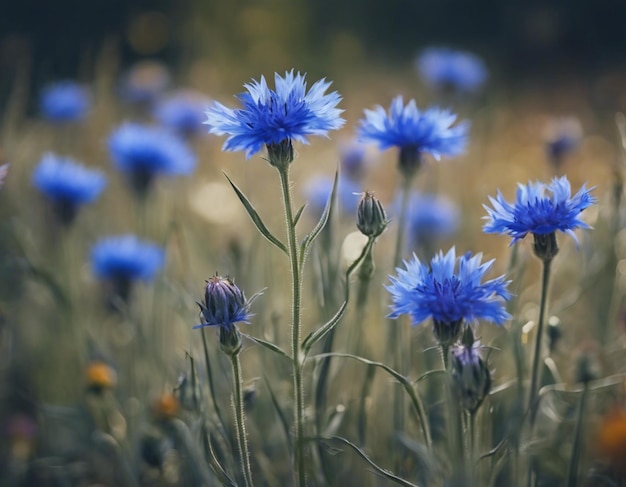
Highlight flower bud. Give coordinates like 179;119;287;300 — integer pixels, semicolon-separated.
197;274;250;329
532;232;559;262
450;330;491;414
219;323;243;356
357;191;388;238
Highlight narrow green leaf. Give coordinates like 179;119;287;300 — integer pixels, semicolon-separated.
224;173;288;255
313;353;432;450
242;333;292;360
300;169;338;255
293;203;307;227
201;424;237;487
315;435;420;487
302;237;374;354
263;377;293;453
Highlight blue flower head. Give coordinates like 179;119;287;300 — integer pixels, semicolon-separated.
32;153;106;224
194;274;251;329
483;176;597;251
403;192;458;250
416;48;487;94
154;91;209;136
358;97;468;177
303;175;361;219
119;61;170;105
339;140;368;181
387;248;510;346
109;123;196;195
40;81;91;122
205;70;345;164
92;235;165;303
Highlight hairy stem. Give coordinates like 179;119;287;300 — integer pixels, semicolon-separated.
230;353;254;487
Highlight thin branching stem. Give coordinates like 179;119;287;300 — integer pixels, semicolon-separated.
566;382;588;487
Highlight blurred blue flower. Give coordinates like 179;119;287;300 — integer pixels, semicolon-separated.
154;91;209;136
32;153;106;224
194;275;251;331
119;61;170;105
357;96;468;163
483;176;596;245
338;140;368;181
387;248;510;332
108;123;196;195
205;70;345;159
543;117;582;166
303;175;361;218
40;81;91;122
416;48;487;94
92;235;165;304
404;192;458;248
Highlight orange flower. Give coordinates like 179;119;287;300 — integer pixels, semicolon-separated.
597;407;626;473
85;361;117;392
153;393;179;420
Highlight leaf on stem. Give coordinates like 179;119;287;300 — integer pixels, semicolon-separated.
223;172;288;255
293;203;307;227
242;333;292;360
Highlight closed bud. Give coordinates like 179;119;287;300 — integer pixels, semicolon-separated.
357;191;388;238
533;232;559;262
219;323;243;356
450;335;491;414
196;274;250;329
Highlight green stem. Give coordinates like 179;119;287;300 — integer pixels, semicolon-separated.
528;259;552;424
388;174;413;469
201;329;227;430
277;166;306;487
566;383;588;487
230;353;254;487
442;345;465;484
468;411;477;484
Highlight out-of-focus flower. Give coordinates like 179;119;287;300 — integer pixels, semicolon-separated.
357;191;388;238
338;140;368;181
85;361;117;393
543;117;582;168
91;235;165;303
403;192;458;250
6;414;37;460
0;164;9;188
152;393;180;420
387;248;510;347
205;70;344;164
483;176;596;260
32;153;106;224
450;327;491;413
597;406;626;475
357;96;468;177
40;81;91;122
108;123;195;196
303;175;361;219
120;60;170;105
415;48;487;94
154;91;209;136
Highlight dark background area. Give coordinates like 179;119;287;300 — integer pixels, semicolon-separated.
1;0;626;95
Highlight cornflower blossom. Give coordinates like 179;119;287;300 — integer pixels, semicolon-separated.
303;175;361;219
543;117;582;168
387;247;510;347
108;123;196;195
357;96;468;177
154;91;209;136
91;235;165;302
120;61;170;105
483;176;596;261
32;154;106;224
416;48;487;94
205;70;344;165
40;81;91;122
404;192;458;250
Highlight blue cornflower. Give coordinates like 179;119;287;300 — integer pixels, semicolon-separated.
205;70;345;164
40;81;91;122
416;48;487;94
483;176;596;260
543;117;582;168
108;123;196;195
404;192;458;250
119;61;170;105
357;96;468;177
303;175;361;219
387;248;510;346
339;140;368;181
154;91;209;136
194;275;251;331
32;153;106;224
92;234;165;303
